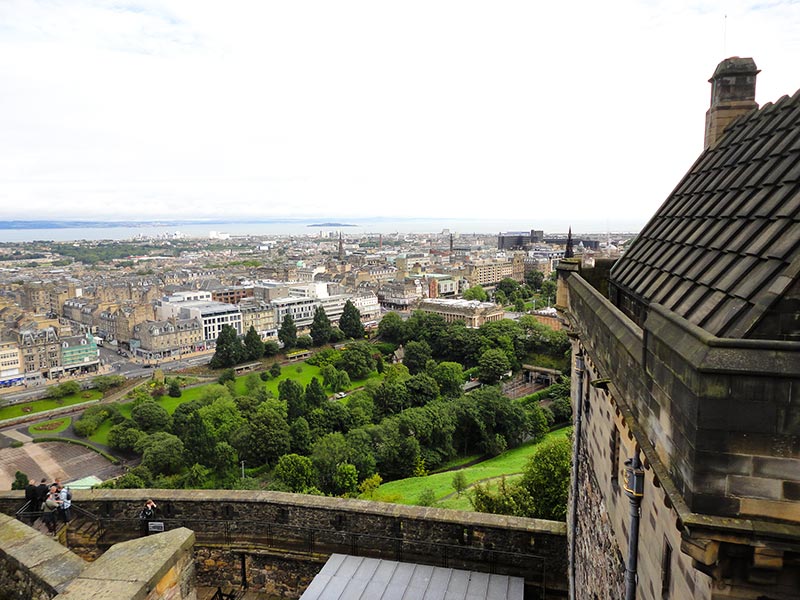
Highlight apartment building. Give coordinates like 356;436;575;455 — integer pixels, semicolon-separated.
131;317;203;360
416;298;504;328
0;341;23;387
19;327;61;379
56;333;100;377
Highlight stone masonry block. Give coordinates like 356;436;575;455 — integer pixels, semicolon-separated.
753;456;800;482
728;475;783;500
740;497;800;523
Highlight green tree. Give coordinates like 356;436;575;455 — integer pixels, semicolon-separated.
337;342;376;380
331;369;351;393
93;374;126;393
11;471;29;491
540;279;557;305
274;453;315;492
263;340;280;357
496;278;520;297
168;380;182;398
243;326;265;361
452;471;467;497
179;411;216;466
240;403;291;467
279;379;306;421
477;348;512;383
403;340;432;375
217;368;236;385
289;417;312;455
333;463;359;497
404;372;440;407
338;300;364;339
210;324;245;368
270;362;282;378
137;432;185;476
108;421;145;452
433;361;464;398
310;306;333;346
311;433;351;494
131;400;171;433
520;436;572;520
377;311;406;343
212;441;239;485
358;473;382;498
278;314;297;350
525;270;544;290
462;285;488;302
304;378;327;411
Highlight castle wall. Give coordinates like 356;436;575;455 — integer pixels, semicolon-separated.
0;489;569;598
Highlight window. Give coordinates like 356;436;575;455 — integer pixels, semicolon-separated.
661;538;672;598
611;427;621;487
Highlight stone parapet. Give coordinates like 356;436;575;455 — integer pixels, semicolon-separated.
0;513;86;599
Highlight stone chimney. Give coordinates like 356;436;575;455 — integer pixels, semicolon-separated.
704;57;759;149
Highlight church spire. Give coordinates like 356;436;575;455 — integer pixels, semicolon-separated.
565;227;574;259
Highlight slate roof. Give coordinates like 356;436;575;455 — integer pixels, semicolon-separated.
610;88;800;339
300;554;524;600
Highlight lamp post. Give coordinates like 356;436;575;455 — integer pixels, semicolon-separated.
241;460;246;479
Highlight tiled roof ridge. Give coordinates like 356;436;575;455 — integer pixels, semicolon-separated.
610;85;800;340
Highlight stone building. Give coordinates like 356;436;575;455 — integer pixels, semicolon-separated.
417;298;505;328
238;298;278;340
18;326;61;379
558;58;800;599
131;317;203;360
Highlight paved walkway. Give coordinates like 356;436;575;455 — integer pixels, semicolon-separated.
0;440;124;490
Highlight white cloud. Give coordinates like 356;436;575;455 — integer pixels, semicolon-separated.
0;0;798;230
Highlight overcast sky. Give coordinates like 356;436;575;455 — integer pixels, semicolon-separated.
1;0;798;230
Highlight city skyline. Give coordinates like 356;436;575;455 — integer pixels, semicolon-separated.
1;1;799;229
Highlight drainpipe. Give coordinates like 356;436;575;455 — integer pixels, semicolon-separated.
623;450;644;600
568;350;585;600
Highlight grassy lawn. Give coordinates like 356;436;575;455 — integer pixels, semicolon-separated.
0;390;103;422
369;427;572;507
28;417;73;436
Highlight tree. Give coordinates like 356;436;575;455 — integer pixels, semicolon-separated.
274;454;315;492
138;432;185;476
452;471;467;497
210;324;245;368
304;378;327;411
477;348;511;383
514;297;526;312
339;300;364;339
278;314;297;350
404;373;440;407
179;411;216;466
289;417;312;455
333;463;359;497
239;403;290;467
525;270;544;290
131;400;171;433
297;334;313;349
108;422;146;452
243;326;265;361
263;340;280;357
496;278;520;297
540;279;557;305
378;311;406;343
11;471;29;490
331;369;351;393
520;436;572;520
358;473;382;498
311;433;351;494
217;368;236;385
462;285;488;302
337;342;376;380
403;340;432;375
310;306;333;346
270;362;281;378
279;379;305;421
433;361;464;398
168;380;182;398
93;374;126;393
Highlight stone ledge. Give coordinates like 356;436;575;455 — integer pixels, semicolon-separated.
0;513;86;594
67;488;567;536
55;527;195;600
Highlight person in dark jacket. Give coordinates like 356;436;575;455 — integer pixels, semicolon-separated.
36;478;48;506
24;479;38;524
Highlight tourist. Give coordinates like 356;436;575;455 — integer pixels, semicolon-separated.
43;486;60;534
24;479;38;524
36;478;48;507
139;499;157;535
57;484;71;523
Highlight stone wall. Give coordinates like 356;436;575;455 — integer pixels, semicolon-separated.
0;513;196;600
55;527;196;600
0;489;568;597
0;513;85;600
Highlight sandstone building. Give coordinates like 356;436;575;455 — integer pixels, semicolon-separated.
559;58;800;599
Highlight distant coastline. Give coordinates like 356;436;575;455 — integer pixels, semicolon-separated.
307;223;357;227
